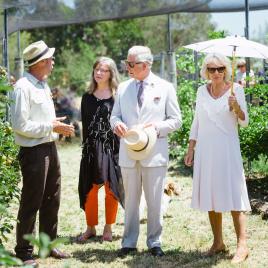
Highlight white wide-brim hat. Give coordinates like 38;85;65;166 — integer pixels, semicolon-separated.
23;40;55;67
123;125;157;160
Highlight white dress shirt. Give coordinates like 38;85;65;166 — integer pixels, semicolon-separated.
235;69;255;84
11;72;57;147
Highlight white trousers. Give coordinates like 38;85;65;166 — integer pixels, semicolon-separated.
121;162;166;249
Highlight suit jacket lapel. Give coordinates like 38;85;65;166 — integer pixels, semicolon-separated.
128;80;139;117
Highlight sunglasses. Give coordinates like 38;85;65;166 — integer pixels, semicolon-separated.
125;60;143;68
237;65;245;68
207;67;226;74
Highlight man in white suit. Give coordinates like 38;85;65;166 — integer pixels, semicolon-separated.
111;46;182;257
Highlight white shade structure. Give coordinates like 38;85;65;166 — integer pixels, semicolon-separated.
184;35;268;94
184;35;268;59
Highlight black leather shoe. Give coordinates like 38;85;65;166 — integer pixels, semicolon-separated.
17;255;38;267
118;247;137;257
50;248;70;259
23;259;38;267
150;247;165;257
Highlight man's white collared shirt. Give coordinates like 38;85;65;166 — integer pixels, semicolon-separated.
11;72;57;147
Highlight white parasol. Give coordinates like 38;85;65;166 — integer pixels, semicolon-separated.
184;35;268;94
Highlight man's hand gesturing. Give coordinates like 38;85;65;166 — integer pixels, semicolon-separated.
52;117;74;136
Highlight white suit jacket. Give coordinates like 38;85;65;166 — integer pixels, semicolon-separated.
110;72;182;168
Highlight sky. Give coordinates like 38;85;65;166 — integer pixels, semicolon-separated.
211;10;268;38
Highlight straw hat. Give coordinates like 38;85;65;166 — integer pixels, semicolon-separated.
23;40;55;66
123;126;157;160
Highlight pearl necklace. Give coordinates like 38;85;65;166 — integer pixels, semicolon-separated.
210;83;226;99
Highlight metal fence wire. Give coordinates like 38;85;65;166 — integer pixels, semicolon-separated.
1;0;268;36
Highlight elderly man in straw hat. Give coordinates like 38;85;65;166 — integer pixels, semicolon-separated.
11;40;74;266
111;45;182;257
235;58;255;87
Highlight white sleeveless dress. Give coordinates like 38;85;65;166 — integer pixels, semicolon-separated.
190;83;251;212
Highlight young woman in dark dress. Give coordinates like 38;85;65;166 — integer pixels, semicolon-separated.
78;57;124;242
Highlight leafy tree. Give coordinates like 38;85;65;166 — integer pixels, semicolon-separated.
28;19;145;92
207;30;226;39
21;11;216;93
50;40;96;93
26;0;75;23
99;19;145;64
25;11;216;90
255;21;268;45
138;13;216;53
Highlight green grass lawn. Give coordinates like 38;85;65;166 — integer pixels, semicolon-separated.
5;141;268;267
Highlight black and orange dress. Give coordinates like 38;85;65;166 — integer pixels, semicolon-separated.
78;93;124;223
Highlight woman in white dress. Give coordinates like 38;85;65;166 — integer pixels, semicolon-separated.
184;53;251;264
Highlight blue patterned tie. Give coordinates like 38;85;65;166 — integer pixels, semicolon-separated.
137;81;144;108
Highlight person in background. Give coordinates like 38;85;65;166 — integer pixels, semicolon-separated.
51;87;81;141
78;57;124;242
235;58;255;87
111;46;182;257
10;40;74;267
52;87;73;122
66;84;81;137
184;53;251;264
67;84;80;119
10;74;16;85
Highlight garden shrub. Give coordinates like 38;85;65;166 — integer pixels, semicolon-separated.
239;84;268;163
24;232;68;259
169;48;202;161
0;66;20;245
0;245;22;266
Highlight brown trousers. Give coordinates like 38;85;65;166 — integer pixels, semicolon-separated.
15;142;61;259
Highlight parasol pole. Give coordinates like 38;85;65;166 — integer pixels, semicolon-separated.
231;46;237;95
